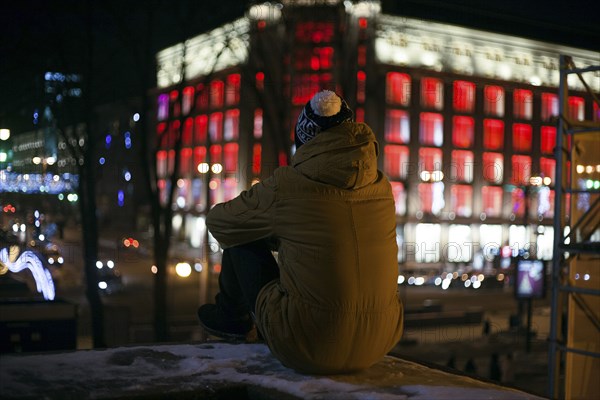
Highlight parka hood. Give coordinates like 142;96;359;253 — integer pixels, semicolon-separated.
291;122;379;190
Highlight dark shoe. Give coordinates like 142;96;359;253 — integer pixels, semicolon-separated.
197;304;253;341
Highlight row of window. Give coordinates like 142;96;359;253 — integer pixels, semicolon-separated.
385;111;557;152
384;146;555;185
386;73;589;121
157;176;239;212
390;180;554;219
157;74;242;121
406;223;554;263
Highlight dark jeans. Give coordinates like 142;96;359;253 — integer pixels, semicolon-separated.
215;239;279;319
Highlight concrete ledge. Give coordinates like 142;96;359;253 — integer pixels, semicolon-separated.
0;342;545;399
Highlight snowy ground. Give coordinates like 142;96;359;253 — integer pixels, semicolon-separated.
0;342;546;400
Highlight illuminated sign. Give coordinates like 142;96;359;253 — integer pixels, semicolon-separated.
375;15;600;90
515;260;546;299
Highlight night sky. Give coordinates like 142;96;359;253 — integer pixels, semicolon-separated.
1;0;598;133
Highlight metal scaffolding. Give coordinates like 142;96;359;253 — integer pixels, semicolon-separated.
548;55;600;399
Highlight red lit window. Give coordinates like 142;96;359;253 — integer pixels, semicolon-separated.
451;185;473;217
594;102;599;122
180;148;192;175
224;109;239;141
224;143;238;173
167;121;180;148
295;21;335;43
540;158;556;185
294;48;311;69
418;182;445;215
182;86;195;115
358;17;368;29
421;77;443;110
419;112;443;146
451;150;474;183
356;71;366;103
357;45;367;67
195;83;209;110
355;108;365;123
255;72;264;91
292;73;320;105
419;183;434;214
419;147;443;174
512;123;532;153
252;144;262;175
170;90;180;118
308;47;333;70
157;94;169;121
513;89;532;120
484;85;504;117
390;182;406;216
225;74;241;105
482;186;503;217
483;152;504;184
385;109;410;144
278;150;288;166
253;109;263;139
167;150;175;176
209;112;223;142
386;72;410;106
156;122;167;145
452;116;474;148
156;150;167;178
568;96;585;121
453;80;475;113
511;187;525;217
483;119;504;150
194;147;206;172
319;73;332;89
384;145;410;180
210;145;222;165
541;93;558;121
194;115;208;144
540;126;556;155
183;118;193;146
210;80;224;108
512;155;532;185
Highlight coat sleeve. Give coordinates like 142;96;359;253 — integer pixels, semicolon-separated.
206;176;276;248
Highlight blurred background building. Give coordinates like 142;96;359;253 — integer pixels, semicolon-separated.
152;0;599;275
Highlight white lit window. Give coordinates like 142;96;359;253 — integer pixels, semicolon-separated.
480;224;502;260
447;225;472;263
536;226;554;261
415;223;441;263
509;225;528;256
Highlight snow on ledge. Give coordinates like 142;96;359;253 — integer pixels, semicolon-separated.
0;342;545;399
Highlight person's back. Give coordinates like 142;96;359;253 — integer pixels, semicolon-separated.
256;121;403;373
201;90;403;374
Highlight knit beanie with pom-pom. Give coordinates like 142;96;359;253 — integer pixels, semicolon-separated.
294;90;353;148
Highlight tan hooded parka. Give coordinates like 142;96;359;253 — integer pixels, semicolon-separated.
207;121;404;374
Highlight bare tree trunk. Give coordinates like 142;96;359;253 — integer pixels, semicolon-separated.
81;0;105;348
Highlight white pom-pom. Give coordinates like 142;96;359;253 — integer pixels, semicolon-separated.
310;90;341;117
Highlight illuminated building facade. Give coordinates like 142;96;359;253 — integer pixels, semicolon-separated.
154;0;599;273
